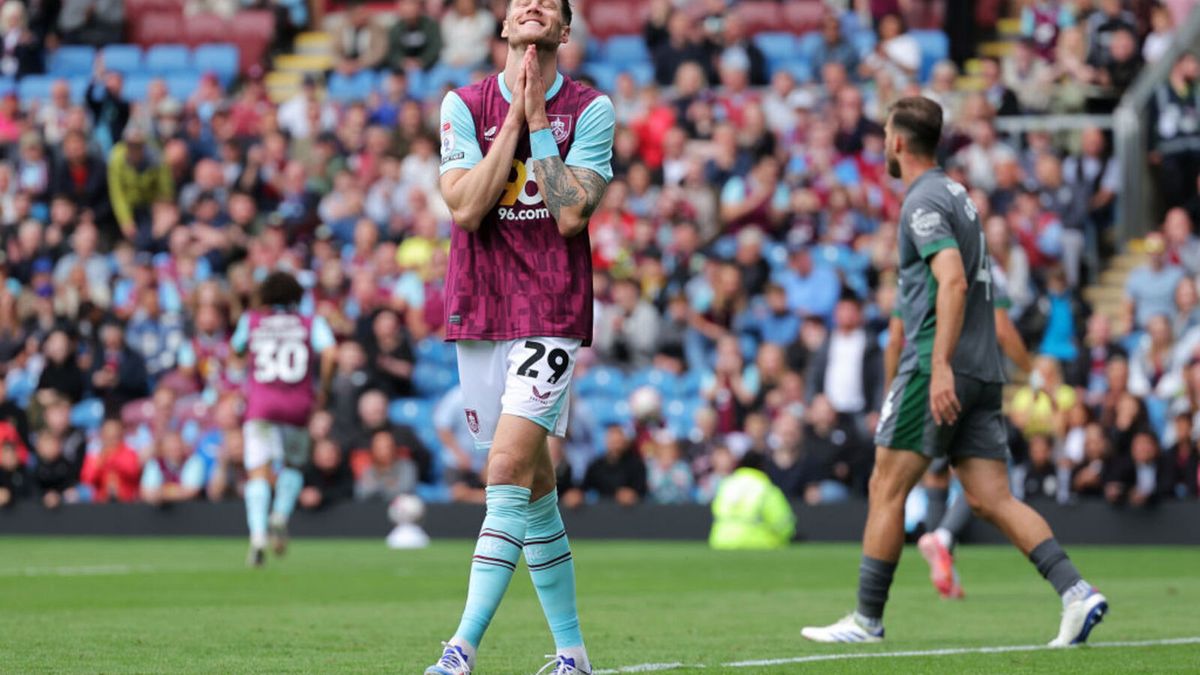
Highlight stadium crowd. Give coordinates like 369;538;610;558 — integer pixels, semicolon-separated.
0;0;1199;516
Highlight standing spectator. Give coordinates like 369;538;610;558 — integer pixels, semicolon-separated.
1124;233;1185;332
84;61;129;154
107;127;174;245
439;0;494;69
1062;126;1119;254
806;294;883;431
300;439;355;509
355;429;417;501
79;419;141;503
331;0;388;76
645;431;694;504
1085;0;1136;66
1142;2;1175;64
387;0;442;72
576;425;646;506
139;431;204;506
0;1;42;80
1091;26;1142;108
32;433;78;509
1148;53;1200;212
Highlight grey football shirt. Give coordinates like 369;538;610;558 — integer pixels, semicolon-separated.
895;168;1006;383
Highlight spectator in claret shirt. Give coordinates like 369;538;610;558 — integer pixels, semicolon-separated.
80;419;141;503
139;431;204;506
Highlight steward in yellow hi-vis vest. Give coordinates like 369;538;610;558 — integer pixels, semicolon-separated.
709;454;795;550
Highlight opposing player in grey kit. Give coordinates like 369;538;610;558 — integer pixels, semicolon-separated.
802;96;1107;646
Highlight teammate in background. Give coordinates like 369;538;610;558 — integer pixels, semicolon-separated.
802;97;1107;646
882;263;1036;599
230;271;336;567
426;0;614;673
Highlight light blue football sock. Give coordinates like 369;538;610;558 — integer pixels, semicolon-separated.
245;478;271;548
453;484;531;648
525;491;583;650
271;467;303;522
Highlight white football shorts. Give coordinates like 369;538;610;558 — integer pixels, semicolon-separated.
455;336;581;450
243;420;311;471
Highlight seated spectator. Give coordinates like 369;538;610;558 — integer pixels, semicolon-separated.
331;0;388;76
1014;434;1062;502
1163;413;1199;498
595;277;661;370
1071;422;1119;499
774;247;840;324
58;0;123;47
0;440;31;506
1143;2;1175;64
859;13;919;90
652;11;714;87
811;12;858;77
350;389;434;484
1108;432;1172;507
439;0;494;69
355;430;417;501
695;443;735;504
1003;39;1055;114
365;308;415;398
1020;0;1073;61
955;120;1016;195
206;427;246;502
80;419;141;503
32;432;79;509
1124;233;1185;333
300;439;355;509
50;131;110;226
802;395;867;502
88;320;150;415
140;431;204;506
1010;356;1076;440
709;450;794;549
36;329;85;405
979;57;1020;117
1129;314;1175;398
645;431;694;504
719;155;788;234
387;0;442;71
575;425;646;506
1085;0;1136;67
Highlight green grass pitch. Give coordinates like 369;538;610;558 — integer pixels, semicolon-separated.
0;537;1197;673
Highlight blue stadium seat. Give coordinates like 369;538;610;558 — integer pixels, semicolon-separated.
753;32;797;66
405;67;428;99
47;45;96;76
775;59;814;83
575;366;626;399
797;32;823;62
146;45;192;75
582;63;618;93
388;398;434;427
100;44;143;74
17;75;55;103
766;241;789;270
603;35;650;65
627;62;654;86
192;44;239;86
663;398;702;438
0;77;15;97
328;70;377;102
415;338;457;369
120;75;153;101
590;397;632;429
416;483;451;503
626;368;678;397
68;76;89;104
851;30;877;59
165;71;202;100
70;399;105;431
425;64;473;93
413;361;458;398
910;30;949;83
670;370;704;399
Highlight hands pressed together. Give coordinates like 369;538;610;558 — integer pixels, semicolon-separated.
507;45;550;131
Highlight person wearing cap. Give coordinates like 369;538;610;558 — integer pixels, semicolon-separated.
107;125;175;243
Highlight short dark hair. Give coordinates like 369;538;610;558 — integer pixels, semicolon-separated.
888;96;943;158
507;0;573;26
258;270;305;308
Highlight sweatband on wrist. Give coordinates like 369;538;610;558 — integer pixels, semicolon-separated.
530;128;558;160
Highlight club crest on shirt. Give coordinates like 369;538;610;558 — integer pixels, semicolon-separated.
465;408;480;435
910;208;941;237
548;114;572;144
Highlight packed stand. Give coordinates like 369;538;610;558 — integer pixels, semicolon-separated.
0;0;1198;516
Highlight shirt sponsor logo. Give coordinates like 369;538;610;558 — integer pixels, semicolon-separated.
496;159;550;222
441;121;455;158
483;125;498;140
548;114;572;144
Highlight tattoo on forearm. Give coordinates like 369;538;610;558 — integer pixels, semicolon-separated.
531;158;609;222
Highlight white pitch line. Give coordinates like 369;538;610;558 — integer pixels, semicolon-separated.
595;637;1200;674
0;563;228;577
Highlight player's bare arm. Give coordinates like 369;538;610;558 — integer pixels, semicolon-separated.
929;247;967;425
883;314;904;392
438;51;531;232
994;308;1033;374
524;50;609;237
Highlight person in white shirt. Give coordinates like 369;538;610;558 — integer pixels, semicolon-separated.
439;0;496;68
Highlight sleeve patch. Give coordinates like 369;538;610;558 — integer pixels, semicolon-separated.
910;208;943;237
